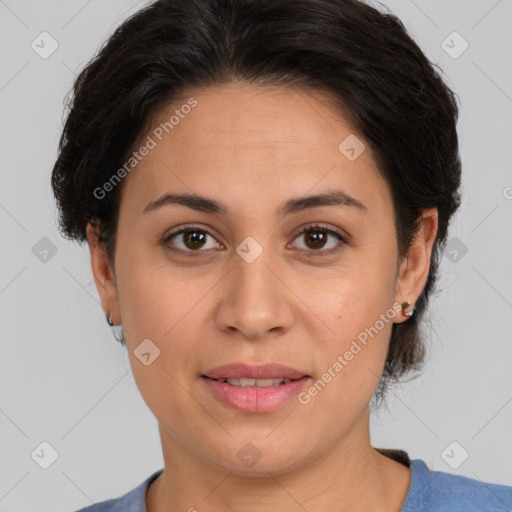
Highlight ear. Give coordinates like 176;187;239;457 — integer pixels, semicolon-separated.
86;220;121;325
394;207;438;324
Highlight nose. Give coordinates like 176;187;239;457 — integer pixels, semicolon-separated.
214;247;295;340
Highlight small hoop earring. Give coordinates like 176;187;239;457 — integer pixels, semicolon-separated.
113;327;126;344
106;312;125;344
401;301;415;318
106;313;115;326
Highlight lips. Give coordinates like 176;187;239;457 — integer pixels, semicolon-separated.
201;372;310;414
202;362;310;380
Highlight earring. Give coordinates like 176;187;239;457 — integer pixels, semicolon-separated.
401;301;415;318
106;312;125;344
106;313;115;326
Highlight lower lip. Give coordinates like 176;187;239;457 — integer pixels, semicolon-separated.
201;376;310;413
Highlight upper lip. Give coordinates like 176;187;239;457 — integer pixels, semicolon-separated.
203;363;310;380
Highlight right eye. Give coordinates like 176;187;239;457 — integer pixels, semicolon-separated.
163;226;223;255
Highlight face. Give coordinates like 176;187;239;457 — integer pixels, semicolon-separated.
88;81;437;476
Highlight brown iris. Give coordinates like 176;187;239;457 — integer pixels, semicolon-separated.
182;230;207;250
303;229;328;250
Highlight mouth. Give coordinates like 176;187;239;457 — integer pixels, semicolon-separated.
202;362;310;381
200;368;311;413
201;376;307;388
200;362;311;412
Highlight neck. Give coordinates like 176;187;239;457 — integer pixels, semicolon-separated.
146;409;410;512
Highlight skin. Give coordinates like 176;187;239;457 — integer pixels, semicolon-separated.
87;81;438;512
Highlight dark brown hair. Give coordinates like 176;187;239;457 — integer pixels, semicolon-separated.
51;0;462;406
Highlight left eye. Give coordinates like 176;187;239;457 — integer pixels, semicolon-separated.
291;225;346;255
163;224;346;256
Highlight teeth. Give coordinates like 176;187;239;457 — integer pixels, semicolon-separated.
219;377;292;387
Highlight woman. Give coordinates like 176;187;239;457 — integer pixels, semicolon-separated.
51;0;512;510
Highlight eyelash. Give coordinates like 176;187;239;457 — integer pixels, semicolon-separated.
162;223;347;259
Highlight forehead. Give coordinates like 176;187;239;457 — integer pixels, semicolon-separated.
119;82;391;221
150;82;356;153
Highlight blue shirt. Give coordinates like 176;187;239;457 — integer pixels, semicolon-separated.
72;451;512;511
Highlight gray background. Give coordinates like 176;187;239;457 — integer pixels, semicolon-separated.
0;0;511;510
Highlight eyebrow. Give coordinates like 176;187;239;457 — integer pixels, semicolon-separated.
142;189;368;217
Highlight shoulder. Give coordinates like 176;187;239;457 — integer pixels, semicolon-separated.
429;464;512;511
69;469;163;512
404;459;512;512
72;496;121;512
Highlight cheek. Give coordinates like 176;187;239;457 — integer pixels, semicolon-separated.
314;241;397;341
117;261;213;419
115;236;210;337
305;244;398;404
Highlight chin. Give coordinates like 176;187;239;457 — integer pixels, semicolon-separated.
206;443;312;478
